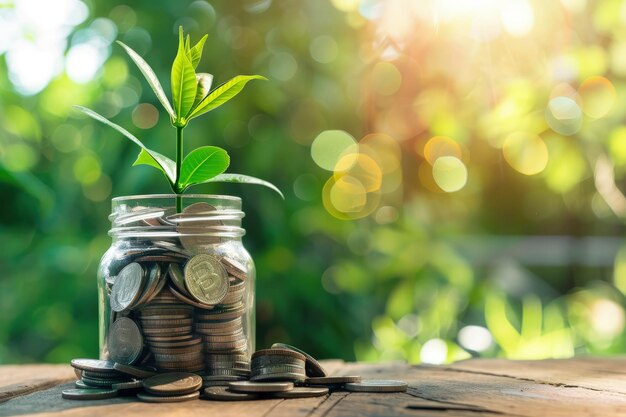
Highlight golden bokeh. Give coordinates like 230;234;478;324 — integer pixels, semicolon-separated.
311;130;358;171
502;132;548;175
359;133;401;174
423;136;463;165
334;152;383;192
432;156;468;193
322;175;381;220
578;76;616;119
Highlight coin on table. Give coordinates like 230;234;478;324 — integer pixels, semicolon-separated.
184;254;229;305
143;372;202;396
62;388;118;400
305;376;361;385
112;380;144;391
108;317;144;365
271;343;327;377
228;381;293;393
110;262;145;312
202;386;262;401
344;380;408;392
113;362;158;378
274;386;329;399
137;391;200;403
70;359;117;373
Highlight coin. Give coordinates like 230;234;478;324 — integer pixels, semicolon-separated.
271;343;327;377
137;391;200;403
305;376;361;385
74;380;90;389
112;380;144;390
168;284;216;310
108;317;144;365
220;257;247;281
81;376;127;387
273;386;329;399
113;362;158;378
133;263;160;308
143;372;202;396
344;380;408;392
229;381;294;393
202;386;262;401
184;254;230;305
250;373;306;383
252;355;305;368
71;359;117;373
251;364;306;375
252;349;306;361
168;263;190;296
62;388;118;400
110;263;145;312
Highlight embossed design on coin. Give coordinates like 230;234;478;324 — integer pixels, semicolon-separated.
110;263;144;312
184;254;229;305
108;317;144;365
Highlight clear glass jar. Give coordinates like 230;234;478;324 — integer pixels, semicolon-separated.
97;194;255;378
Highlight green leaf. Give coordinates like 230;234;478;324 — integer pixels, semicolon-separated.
188;75;267;120
189;34;208;69
179;146;230;189
116;41;175;120
185;34;190;54
133;149;177;186
193;73;213;109
73;106;176;184
197;173;284;199
171;26;197;124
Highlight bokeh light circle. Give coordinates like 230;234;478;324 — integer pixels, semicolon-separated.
545;96;582;136
432;156;468;192
578;76;616;118
132;103;159;129
334;152;382;192
311;130;357;171
502;132;548;175
359;133;401;173
423;136;463;165
322;175;381;220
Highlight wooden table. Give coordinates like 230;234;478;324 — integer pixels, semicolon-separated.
1;357;625;416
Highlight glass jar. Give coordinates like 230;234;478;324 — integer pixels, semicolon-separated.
97;194;255;379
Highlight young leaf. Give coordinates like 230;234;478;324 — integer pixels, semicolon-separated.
133;149;178;187
179;146;230;189
171;26;197;124
116;41;175;120
189;34;208;69
188;75;267;120
193;73;213;109
197;173;284;199
73;106;176;184
185;34;190;54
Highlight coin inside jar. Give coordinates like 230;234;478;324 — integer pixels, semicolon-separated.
184;254;230;305
110;263;145;312
108;317;144;365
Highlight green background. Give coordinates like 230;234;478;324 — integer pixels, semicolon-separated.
1;0;626;364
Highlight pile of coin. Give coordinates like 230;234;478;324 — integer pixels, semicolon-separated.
102;203;252;377
64;344;407;402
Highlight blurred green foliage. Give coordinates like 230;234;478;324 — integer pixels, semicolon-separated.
1;0;626;364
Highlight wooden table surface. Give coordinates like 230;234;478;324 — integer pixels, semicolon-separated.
0;357;625;416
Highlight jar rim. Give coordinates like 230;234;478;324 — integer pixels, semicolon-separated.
112;194;241;203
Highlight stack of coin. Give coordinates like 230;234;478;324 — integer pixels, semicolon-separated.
138;372;203;403
250;348;307;382
138;287;203;373
71;359;133;390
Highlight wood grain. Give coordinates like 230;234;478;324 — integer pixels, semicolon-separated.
0;358;625;417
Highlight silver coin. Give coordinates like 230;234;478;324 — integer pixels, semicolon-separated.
133;263;161;308
305;375;361;385
137;391;200;403
62;388;118;400
270;343;327;377
112;380;144;390
184;254;230;305
113;362;158;378
168;263;190;296
108;317;144;365
220;257;247;281
344;380;408;392
143;372;203;396
229;381;293;393
274;386;329;399
168;284;217;310
202;386;261;401
251;364;306;375
110;263;145;312
71;359;116;373
250;372;306;383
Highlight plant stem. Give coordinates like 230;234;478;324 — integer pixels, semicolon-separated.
175;125;184;213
